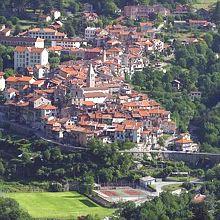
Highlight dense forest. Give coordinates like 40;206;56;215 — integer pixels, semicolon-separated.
118;189;220;219
0;131;210;190
0;135;137;187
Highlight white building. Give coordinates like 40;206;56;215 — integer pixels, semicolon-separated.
0;72;5;91
3;88;18;100
0;36;44;48
85;27;97;40
33;64;50;79
71;64;108;104
26;28;66;40
51;38;87;48
152;39;164;52
14;46;48;70
139;176;156;188
86;63;95;87
84;92;107;104
51;10;61;20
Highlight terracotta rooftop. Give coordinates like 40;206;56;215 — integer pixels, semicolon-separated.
6;76;34;83
15;46;45;53
84;92;107;98
36;104;57;110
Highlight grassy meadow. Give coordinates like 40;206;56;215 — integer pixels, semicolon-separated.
7;191;114;219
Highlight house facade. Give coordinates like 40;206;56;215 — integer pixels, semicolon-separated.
14;46;48;70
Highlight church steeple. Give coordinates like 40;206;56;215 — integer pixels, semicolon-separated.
102;49;106;62
86;63;95;87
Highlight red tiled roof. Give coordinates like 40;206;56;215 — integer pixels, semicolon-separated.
84;92;107;98
81;101;95;106
36;104;57;110
15;46;45;53
6;76;34;83
175;138;193;144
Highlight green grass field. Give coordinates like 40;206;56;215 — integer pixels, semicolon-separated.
7;191;114;219
18;19;38;31
192;0;218;9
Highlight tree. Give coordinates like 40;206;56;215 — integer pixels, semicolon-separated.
158;137;165;147
13;25;22;36
0;197;31;220
10;16;19;25
61;54;76;62
43;149;51;161
102;0;118;16
0;57;3;71
50;147;63;161
204;33;213;48
119;202;138;220
213;1;220;23
4;68;14;78
69;1;80;14
0;45;14;70
212;34;220;53
52;168;65;179
82;173;95;194
119;192;193;220
49;52;60;69
0;16;6;24
191;194;216;220
49;182;63;192
0;161;5;176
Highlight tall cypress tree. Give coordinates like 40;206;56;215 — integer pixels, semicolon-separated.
213;1;220;22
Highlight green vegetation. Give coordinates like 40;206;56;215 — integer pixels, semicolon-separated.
118;164;220;219
118;192;193;219
166;176;197;182
18;19;37;30
198;105;220;153
118;190;220;219
0;132;135;184
162;183;183;192
192;0;218;9
0;181;48;193
0;45;14;71
132;33;220;151
213;1;220;22
0;197;31;220
7;191;113;219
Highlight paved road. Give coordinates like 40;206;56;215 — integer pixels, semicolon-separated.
120;149;220;156
38;135;87;150
152;179;202;196
1;117;220;156
154;181;184;195
0;118;86;151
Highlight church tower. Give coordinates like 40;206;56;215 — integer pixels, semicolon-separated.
86;63;95;87
102;49;107;62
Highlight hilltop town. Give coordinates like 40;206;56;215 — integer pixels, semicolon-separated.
0;3;209;152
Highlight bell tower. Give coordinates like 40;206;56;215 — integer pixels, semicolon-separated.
86;63;95;87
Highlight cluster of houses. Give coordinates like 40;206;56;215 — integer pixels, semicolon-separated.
1;61;176;148
0;3;206;151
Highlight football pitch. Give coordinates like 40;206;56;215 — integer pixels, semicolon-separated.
7;191;114;219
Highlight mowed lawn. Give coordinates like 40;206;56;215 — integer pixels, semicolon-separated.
7;191;114;219
192;0;218;9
